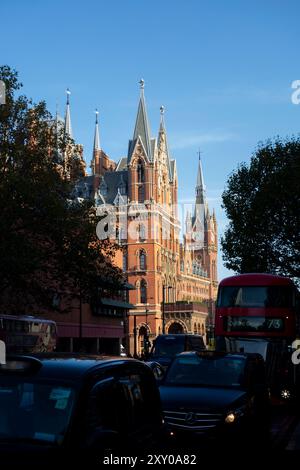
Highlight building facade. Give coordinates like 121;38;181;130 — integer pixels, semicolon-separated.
74;80;218;355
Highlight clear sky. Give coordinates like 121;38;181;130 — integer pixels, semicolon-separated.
1;0;300;280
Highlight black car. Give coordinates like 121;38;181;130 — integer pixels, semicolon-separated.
148;334;206;369
0;353;163;460
159;351;270;447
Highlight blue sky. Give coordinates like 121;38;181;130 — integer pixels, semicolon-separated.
1;0;300;280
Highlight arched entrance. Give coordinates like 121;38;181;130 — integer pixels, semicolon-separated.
168;322;184;334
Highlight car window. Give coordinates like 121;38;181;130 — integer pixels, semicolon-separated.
187;337;205;351
0;379;75;445
151;337;184;357
165;356;246;388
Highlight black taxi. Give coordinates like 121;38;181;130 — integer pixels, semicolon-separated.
0;353;163;459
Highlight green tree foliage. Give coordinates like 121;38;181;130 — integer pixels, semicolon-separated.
221;138;300;285
0;66;123;314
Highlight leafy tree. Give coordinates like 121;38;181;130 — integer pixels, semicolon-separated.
0;65;123;314
221;138;300;286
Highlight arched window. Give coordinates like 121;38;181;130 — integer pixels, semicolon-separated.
138;224;146;242
194;323;197;334
137;159;145;183
139;250;146;270
140;279;147;304
138;185;145;203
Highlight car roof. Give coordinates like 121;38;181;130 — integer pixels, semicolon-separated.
0;353;144;381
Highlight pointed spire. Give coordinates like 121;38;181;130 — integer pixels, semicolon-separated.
196;149;206;198
193;150;207;232
93;109;100;152
128;79;154;161
64;88;73;139
158;105;172;181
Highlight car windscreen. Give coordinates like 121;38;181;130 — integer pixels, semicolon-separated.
217;286;294;308
164;355;246;388
0;377;76;445
151;337;185;357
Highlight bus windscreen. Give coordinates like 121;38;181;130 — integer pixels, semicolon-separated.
217;286;294;308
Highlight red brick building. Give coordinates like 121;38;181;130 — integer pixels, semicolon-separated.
75;80;218;355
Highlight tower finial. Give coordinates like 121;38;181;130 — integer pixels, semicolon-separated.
198;148;201;161
66;88;71;105
95;108;99;124
160;105;165;126
139;78;145;89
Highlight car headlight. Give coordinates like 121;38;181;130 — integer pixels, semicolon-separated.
225;412;236;424
281;389;291;399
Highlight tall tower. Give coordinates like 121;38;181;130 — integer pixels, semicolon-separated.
191;152;218;287
126;80;180;352
63;89;86;180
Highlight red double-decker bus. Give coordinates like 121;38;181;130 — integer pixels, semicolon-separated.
215;273;300;400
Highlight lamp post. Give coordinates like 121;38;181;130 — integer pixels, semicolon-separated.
133;314;137;358
144;308;149;356
162;285;172;334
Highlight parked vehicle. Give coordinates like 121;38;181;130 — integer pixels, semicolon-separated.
0;315;57;353
159;351;270;447
0;353;163;461
148;334;206;369
215;273;300;401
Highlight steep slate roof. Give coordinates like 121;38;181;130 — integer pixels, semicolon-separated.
116;157;128;171
98;171;128;204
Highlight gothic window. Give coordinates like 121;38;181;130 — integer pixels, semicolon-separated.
137;159;145;183
138;185;145;203
140;279;147;304
139;250;146;270
138;224;146;242
120;226;126;242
